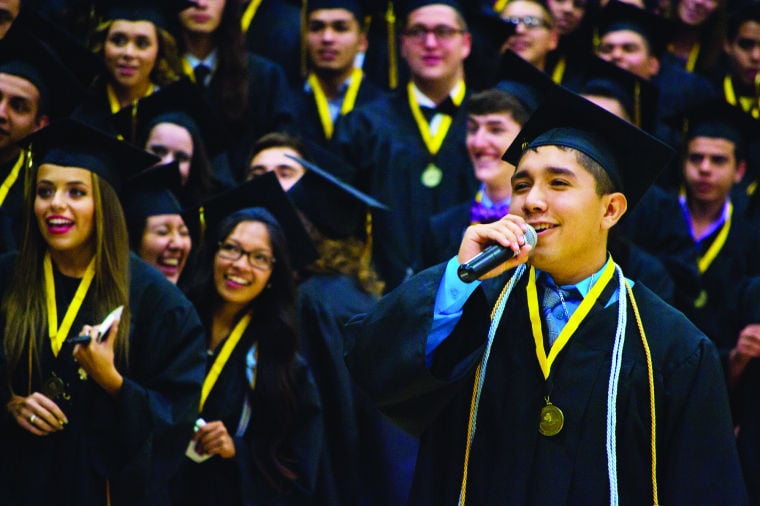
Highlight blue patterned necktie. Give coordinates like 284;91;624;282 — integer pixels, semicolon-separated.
541;278;580;348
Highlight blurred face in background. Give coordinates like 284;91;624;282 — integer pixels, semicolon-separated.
500;0;558;70
677;0;719;27
307;8;367;79
596;30;660;80
724;21;760;87
179;0;225;35
145;122;194;185
104;20;159;92
466;111;522;185
139;214;192;284
246;146;306;191
547;0;587;36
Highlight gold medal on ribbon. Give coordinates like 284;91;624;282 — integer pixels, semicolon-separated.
539;400;564;436
42;374;65;400
421;163;442;188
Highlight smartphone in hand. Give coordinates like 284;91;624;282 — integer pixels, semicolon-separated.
68;305;124;345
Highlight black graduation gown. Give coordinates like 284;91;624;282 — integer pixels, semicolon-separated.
292;76;385;148
243;0;303;87
0;153;26;253
330;88;477;290
0;252;206;506
679;206;760;361
169;323;324;506
296;273;418;506
345;263;748;505
422;201;470;269
733;276;760;505
618;185;701;310
204;52;299;179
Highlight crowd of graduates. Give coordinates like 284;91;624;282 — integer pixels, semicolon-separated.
0;0;759;504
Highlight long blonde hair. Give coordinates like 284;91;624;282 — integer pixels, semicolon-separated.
2;167;131;393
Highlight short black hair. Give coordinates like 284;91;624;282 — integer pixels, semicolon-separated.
467;88;530;125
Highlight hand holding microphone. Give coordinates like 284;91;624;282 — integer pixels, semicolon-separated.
458;222;537;283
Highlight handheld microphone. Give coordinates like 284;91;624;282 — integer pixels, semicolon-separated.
457;225;537;283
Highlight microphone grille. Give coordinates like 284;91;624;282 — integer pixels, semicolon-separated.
525;224;538;248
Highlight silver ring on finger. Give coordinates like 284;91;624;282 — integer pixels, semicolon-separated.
29;414;36;424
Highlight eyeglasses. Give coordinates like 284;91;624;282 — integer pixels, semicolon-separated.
217;242;276;271
402;25;466;43
503;15;552;29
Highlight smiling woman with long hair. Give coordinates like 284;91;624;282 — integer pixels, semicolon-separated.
0;120;206;506
73;3;183;132
172;177;324;505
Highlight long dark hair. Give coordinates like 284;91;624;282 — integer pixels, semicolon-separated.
2;167;131;392
186;207;300;489
178;1;249;126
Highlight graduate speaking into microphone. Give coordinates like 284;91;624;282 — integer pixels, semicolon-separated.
344;84;748;504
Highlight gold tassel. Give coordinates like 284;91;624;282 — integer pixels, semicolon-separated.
386;1;397;90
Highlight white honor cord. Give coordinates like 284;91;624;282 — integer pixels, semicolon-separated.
606;265;628;506
457;264;526;506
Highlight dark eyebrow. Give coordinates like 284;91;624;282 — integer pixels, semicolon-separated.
512;165;578;181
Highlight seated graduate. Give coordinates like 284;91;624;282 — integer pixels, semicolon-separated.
345;86;748;504
112;78;235;206
171;173;325;505
0;119;206;506
260;146;419;506
73;1;185;132
124;162;193;288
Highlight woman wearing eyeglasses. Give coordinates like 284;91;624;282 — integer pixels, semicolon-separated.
172;203;324;505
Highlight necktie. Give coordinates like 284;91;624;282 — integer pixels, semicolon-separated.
470;198;510;224
194;64;211;86
541;279;580;348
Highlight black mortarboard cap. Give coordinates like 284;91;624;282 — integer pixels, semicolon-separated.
503;85;675;209
124;161;184;245
112;78;228;154
306;0;364;20
97;0;197;30
596;1;671;56
468;9;516;49
398;0;464;22
182;172;317;268
287;149;387;239
0;26;85;119
10;9;104;89
25;118;160;195
579;56;658;132
672;99;759;158
495;49;558;113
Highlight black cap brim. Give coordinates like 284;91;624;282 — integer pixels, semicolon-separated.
503;85;675;209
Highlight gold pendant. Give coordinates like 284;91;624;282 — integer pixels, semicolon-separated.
78;367;88;381
539;400;564;436
42;374;65;400
421;163;442;188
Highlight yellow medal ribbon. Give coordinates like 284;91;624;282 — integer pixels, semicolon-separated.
0;150;25;206
106;83;154;114
551;55;566;84
723;75;760;119
407;80;466;156
685;41;700;73
241;0;264;33
308;67;364;139
199;312;252;412
697;201;733;274
44;252;97;357
182;58;195;82
527;261;616;379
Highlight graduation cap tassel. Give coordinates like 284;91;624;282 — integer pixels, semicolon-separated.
198;205;207;246
360;210;374;271
386;2;398;90
634;81;641;129
493;0;509;12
